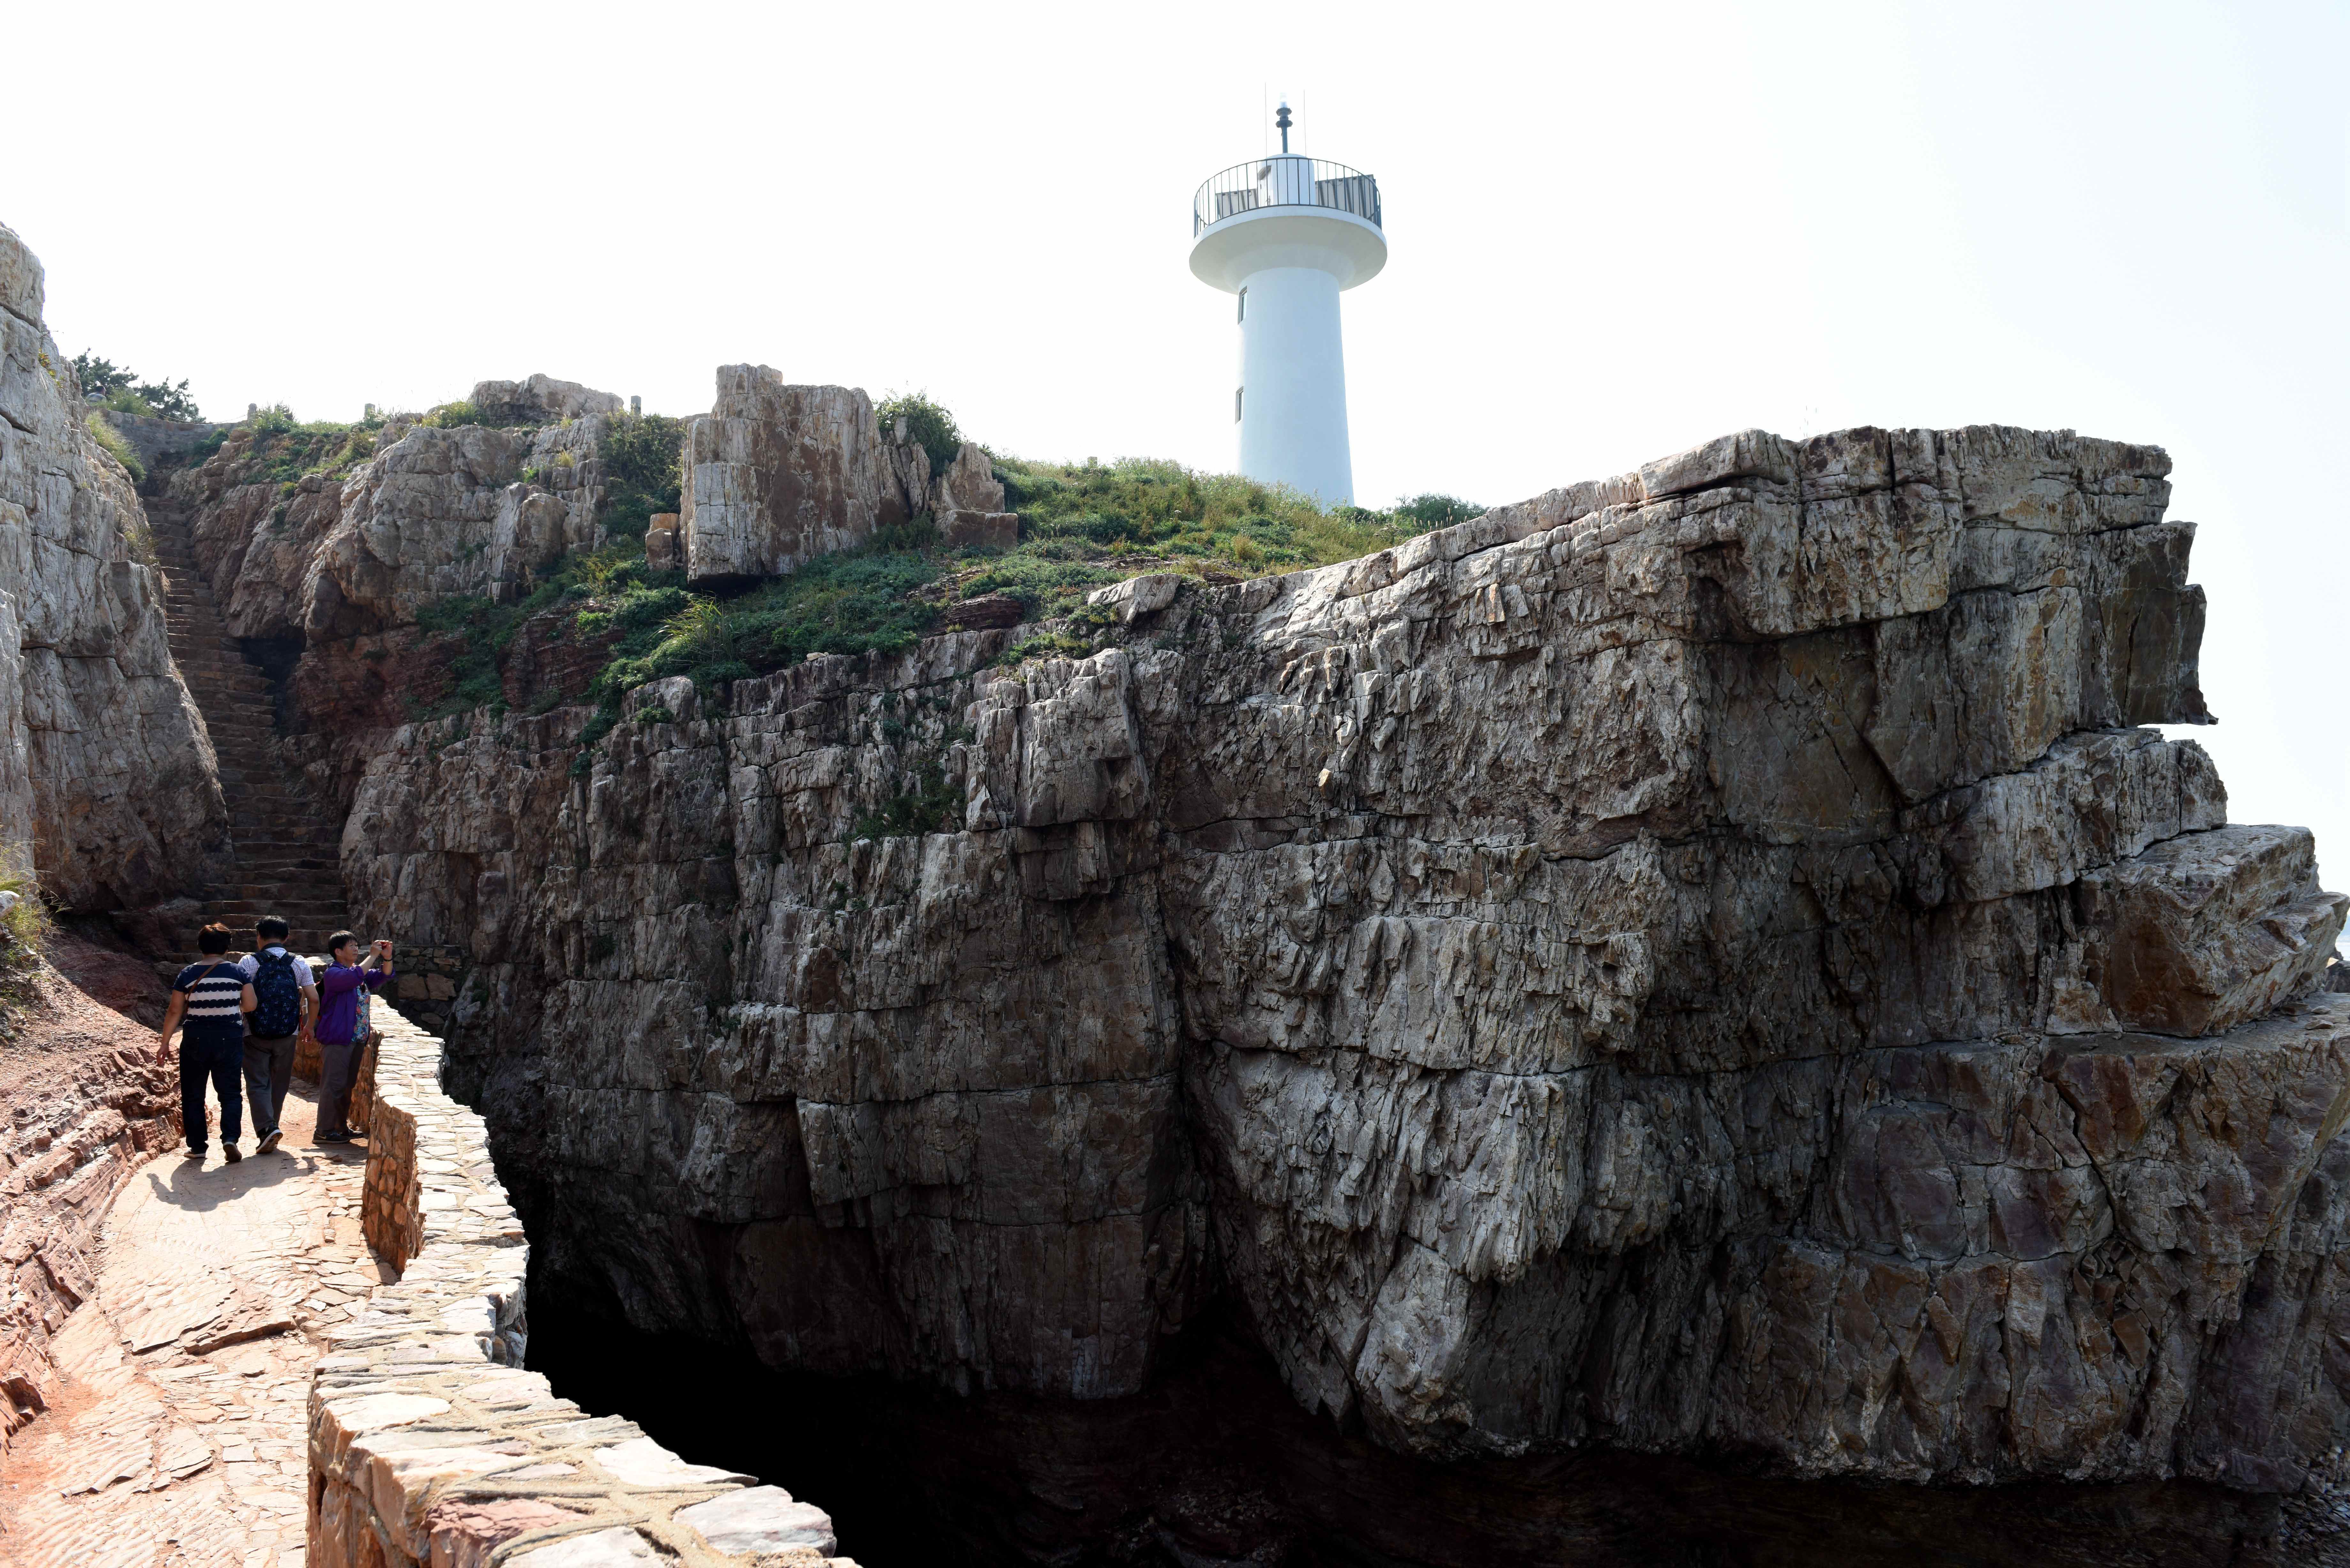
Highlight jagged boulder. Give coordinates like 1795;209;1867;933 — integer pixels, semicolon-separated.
470;373;623;427
680;368;931;587
931;440;1005;515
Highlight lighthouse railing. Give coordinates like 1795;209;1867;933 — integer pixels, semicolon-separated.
1193;159;1382;237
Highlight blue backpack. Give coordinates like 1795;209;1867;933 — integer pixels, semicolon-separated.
251;948;302;1037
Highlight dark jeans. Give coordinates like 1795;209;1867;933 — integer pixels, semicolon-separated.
242;1034;297;1136
179;1031;244;1150
318;1037;362;1137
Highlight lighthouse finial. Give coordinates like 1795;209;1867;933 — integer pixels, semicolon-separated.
1276;100;1292;155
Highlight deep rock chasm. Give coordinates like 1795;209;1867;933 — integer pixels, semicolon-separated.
8;219;2350;1563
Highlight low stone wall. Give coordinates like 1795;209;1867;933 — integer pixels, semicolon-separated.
310;1010;854;1567
90;407;231;469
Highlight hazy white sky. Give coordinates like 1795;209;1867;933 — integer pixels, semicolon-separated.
11;1;2348;871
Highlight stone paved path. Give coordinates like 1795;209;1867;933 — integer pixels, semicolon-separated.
0;1084;386;1567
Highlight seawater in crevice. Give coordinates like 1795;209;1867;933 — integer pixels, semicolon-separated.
527;1288;2291;1568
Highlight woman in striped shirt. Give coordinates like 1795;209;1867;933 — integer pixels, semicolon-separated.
158;922;257;1163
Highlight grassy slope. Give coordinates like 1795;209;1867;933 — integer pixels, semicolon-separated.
415;456;1482;736
184;397;1484;795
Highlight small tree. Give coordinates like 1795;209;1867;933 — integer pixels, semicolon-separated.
1395;494;1483;528
875;390;963;475
135;375;201;420
69;352;201;419
71;352;133;400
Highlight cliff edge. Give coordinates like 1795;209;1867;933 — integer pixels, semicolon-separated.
332;420;2350;1493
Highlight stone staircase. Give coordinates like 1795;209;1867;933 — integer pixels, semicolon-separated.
147;493;352;963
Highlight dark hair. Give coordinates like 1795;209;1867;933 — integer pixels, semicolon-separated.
327;930;358;956
198;922;234;955
255;915;289;941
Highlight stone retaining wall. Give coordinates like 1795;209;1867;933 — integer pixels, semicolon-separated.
310;1010;854;1567
90;407;232;470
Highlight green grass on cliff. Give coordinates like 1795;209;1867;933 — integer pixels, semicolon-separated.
84;412;146;484
991;456;1475;575
405;456;1482;761
182;416;381;493
0;860;50;1037
595;413;686;539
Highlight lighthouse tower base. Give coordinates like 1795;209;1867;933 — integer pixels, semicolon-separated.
1238;267;1353;505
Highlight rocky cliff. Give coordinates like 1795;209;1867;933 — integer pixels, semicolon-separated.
162;367;1004;749
0;222;225;912
168;381;617;646
681;366;1007;587
329;421;2350;1498
0;938;180;1446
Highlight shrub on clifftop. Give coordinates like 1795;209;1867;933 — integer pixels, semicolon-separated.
875;391;962;474
70;352;201;420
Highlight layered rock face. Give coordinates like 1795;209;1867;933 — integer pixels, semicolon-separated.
339;423;2350;1497
0;222;225;910
0;942;181;1442
682;365;1007;586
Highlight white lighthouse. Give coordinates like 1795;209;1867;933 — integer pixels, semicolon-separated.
1190;103;1386;506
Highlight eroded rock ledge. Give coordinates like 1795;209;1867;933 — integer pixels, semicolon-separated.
337;425;2350;1499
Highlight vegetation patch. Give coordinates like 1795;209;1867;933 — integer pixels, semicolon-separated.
850;760;961;841
399;397;1481;788
875;390;963;474
420;395;542;431
421;399;484;429
84;411;146;484
597;412;686;538
193;413;382;492
993;456;1473;582
0;860;51;1037
70;352;201;420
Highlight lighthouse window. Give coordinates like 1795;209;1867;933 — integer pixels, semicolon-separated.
1235;387;1244;423
1238;287;1247;324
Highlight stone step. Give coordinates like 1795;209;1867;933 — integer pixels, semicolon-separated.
150;509;355;934
201;904;350;922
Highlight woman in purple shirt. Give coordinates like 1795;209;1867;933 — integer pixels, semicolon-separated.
315;932;393;1144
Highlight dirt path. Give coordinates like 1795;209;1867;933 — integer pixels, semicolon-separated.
0;1078;385;1568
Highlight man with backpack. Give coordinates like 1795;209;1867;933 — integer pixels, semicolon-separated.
237;915;317;1156
158;923;256;1163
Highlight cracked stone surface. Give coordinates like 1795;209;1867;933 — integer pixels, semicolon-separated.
0;1081;379;1568
322;423;2350;1494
